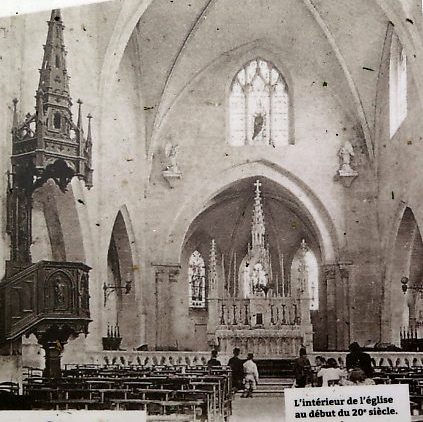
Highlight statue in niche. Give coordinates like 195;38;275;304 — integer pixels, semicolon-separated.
164;142;180;174
251;263;268;295
337;140;358;176
54;275;66;308
242;262;269;297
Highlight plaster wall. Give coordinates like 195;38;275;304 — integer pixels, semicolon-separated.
0;0;404;358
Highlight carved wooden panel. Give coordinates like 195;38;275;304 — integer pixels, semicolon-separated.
0;261;91;342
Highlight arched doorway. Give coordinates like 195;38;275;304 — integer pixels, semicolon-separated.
104;210;138;350
389;207;423;344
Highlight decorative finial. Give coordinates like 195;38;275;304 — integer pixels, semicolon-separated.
12;98;18;129
77;99;83;130
87;112;93;135
209;239;218;295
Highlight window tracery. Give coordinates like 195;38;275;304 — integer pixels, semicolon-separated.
229;58;289;147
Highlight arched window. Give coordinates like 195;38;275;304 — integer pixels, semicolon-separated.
390;32;407;138
188;251;206;308
229;58;289;147
290;241;319;310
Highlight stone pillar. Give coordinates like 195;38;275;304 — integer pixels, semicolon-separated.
323;264;337;350
339;263;352;349
153;264;180;349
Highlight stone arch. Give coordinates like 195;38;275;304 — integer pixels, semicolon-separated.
103;206;142;350
163;160;338;266
31;180;86;263
382;206;423;344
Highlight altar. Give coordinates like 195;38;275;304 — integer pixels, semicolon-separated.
206;180;313;358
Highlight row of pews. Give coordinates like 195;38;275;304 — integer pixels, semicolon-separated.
362;367;423;416
23;364;233;421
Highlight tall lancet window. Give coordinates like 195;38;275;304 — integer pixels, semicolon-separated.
390;32;407;138
291;241;319;310
188;251;206;308
229;58;289;147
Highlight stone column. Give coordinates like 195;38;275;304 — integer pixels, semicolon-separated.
339;263;352;349
153;265;181;349
323;264;337;350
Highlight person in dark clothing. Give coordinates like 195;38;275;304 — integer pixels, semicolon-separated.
228;347;244;391
294;347;311;388
207;350;222;367
346;342;374;378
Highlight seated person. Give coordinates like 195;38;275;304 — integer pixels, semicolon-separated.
346;342;374;378
317;358;346;386
207;350;222;367
314;356;326;387
340;368;375;386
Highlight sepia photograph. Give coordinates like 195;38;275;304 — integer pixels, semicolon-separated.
0;0;422;420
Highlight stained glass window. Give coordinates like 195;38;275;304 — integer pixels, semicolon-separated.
229;58;289;146
189;251;206;308
390;32;407;138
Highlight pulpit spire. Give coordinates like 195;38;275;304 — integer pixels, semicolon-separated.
39;10;70;97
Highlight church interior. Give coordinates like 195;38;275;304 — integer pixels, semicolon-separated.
1;0;423;419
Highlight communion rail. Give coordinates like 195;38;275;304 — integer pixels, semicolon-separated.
73;350;423;369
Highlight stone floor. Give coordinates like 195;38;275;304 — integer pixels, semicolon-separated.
230;395;285;422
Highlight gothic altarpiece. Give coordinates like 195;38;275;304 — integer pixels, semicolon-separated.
206;180;313;357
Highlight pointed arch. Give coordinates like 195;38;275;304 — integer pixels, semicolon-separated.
104;206;142;350
162;160;338;266
383;207;423;345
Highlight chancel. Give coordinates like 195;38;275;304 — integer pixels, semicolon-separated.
1;1;423;420
206;179;313;358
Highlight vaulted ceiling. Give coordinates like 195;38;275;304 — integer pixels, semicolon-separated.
126;0;390;153
182;176;321;267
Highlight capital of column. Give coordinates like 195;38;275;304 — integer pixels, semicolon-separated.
322;264;337;280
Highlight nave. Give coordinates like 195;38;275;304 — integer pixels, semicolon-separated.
4;0;423;420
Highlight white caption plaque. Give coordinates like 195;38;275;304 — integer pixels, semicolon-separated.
0;410;147;422
285;384;411;422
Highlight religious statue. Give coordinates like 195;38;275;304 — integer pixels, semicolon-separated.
251;263;268;295
162;141;182;188
164;142;180;174
338;140;357;175
54;276;66;308
252;113;265;141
